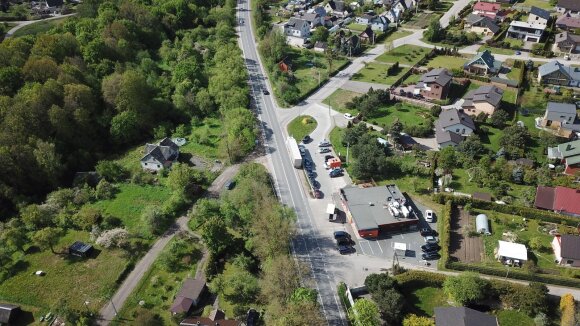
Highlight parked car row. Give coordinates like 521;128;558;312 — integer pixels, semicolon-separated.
300;137;321;199
420;227;440;260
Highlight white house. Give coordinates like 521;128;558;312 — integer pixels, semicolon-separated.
527;6;550;26
140;138;180;171
435;109;475;148
383;8;401;25
284;18;311;38
393;0;414;12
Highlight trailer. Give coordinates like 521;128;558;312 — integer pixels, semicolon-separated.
287;136;303;169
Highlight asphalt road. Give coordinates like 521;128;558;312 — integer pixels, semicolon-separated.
237;1;347;325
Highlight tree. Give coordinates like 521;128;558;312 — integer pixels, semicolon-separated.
250;198;295;260
560;293;576;326
202;216;232;256
349;298;381;326
457;135;485;159
311;26;329;43
20;204;53;230
95;228;129;248
424;19;443;42
0;66;23;96
95;160;128;182
403;314;435;326
342;123;368;146
32;227;63;254
490;109;510;129
261;255;302;304
0;219;28;252
389;119;403;143
141;206;167;236
167;163;205;198
375;288;404;323
290;287;318;304
438;146;457;171
221;107;258;162
499;125;529;158
95;179;115;200
133;309;162;326
443;272;487;305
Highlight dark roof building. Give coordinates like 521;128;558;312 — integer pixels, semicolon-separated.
340;184;418;238
556;0;580;15
555;31;580;54
435;109;475;148
170;278;206;315
464;50;502;75
180;309;241;326
534;186;580;217
0;303;21;325
69;241;93;258
529;6;551;21
461;85;504;115
560;235;580;261
465;14;500;34
538;60;580;87
141;137;180;171
435;307;499;326
556;13;580;30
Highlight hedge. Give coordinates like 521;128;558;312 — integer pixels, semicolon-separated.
559;294;576;326
438;200;453;269
446;261;580;288
337;282;351;311
431;193;580;226
394;270;447;287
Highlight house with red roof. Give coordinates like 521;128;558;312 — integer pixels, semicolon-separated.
472;1;502;21
534;185;580;217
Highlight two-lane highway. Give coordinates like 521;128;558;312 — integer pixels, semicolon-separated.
236;1;346;324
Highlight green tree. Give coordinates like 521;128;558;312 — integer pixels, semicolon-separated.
290;287;318;304
202;216;232;256
1;219;28;252
141;206;167;236
311;26;329;43
438;146;457;171
32;227;63;254
403;314;435;326
443;272;487;305
95;160;128;182
167;163;205;198
425;19;443;42
20;204;52;230
490;109;510;129
0;66;23;96
457;134;485;159
349;298;381;326
499;125;529;159
342;123;368;146
95;179;115;200
261;255;302;304
221;107;257;162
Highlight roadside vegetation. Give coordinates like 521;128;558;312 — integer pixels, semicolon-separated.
287;115;317;140
12;16;70;37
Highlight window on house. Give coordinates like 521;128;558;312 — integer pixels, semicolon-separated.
462;128;465;134
456;129;459;132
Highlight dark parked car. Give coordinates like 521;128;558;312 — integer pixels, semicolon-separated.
334;231;350;240
421;243;441;252
329;169;343;178
422;252;441;260
262;89;269;95
247;309;258;326
419;228;435;237
298;145;306;156
336;237;352;245
324;155;334;162
338;244;353;255
313;189;322;198
302;135;311;143
224;180;236;190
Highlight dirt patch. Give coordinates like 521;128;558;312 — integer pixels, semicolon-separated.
450;206;483;263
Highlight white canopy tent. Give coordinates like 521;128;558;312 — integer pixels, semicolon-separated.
497;240;528;261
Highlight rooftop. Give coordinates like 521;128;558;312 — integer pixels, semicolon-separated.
547;102;577;115
534;185;556;210
560;235;580;260
534;185;580;216
434;307;498;326
558;139;580;159
462;85;503;108
556;13;580;29
557;0;580;12
438;109;476;130
498;240;528;261
419;68;453;86
538;60;580;80
529;6;551;21
556;31;580;44
341;185;415;231
473;1;500;12
465;50;502;72
509;20;547;30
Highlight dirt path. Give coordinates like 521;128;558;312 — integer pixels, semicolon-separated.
4;13;76;38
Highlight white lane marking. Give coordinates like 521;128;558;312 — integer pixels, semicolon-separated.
376;240;384;254
358;240;368;255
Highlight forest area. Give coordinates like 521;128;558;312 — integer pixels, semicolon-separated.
0;0;255;218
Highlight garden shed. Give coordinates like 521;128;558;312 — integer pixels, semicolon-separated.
476;214;490;235
497;240;528;264
69;241;93;258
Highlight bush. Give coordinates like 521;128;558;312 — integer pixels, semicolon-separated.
438;201;453;268
95;160;129;182
560;294;576;326
394;270;447;287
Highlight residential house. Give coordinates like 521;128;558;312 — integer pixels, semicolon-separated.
359;26;375;43
548;139;580;175
507;20;546;42
555;31;580;54
393;0;415;12
383;8;401;25
414;68;453;100
69;241;93;258
528;6;551;26
461;85;504;116
309;6;327;18
537;60;580;87
543;102;577;125
180;310;242;326
556;12;580;31
356;14;389;31
0;304;21;325
535;185;580;216
314;41;328;52
463;50;502;75
556;0;580;16
435;109;475;148
284;18;311;38
552;235;580;267
140;137;180;171
38;0;64;13
472;1;501;20
356;13;375;25
170;278;206;315
325;0;350;17
434;307;499;326
464;14;500;36
296;12;323;28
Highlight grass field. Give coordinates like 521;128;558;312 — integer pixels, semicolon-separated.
339;101;431;128
496;310;535;326
287;115;318;140
478;46;515;55
425;55;468;71
347;23;370;32
118;235;202;325
377;45;430;66
384;29;412;44
402;12;441;29
91;183;172;237
504;37;524;49
322;89;362;114
402;286;450;316
518;0;552;9
12;17;70;37
506;67;522;80
351;62;409;85
0;230;128;313
402;73;422;85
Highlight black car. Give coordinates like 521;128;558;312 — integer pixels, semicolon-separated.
302;135;311;143
422;252;441;260
262;89;269;95
324;155;334;162
419;228;435;237
421;243;441;252
224;180;236;190
334;231;350;240
336;237;351;246
338;244;353;255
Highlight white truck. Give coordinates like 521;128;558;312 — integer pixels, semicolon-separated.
287;136;303;169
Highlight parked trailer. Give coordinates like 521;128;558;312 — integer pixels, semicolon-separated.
287;136;303;169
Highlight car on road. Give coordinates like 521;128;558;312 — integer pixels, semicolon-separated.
515;50;521;55
319;147;331;154
344;113;354;120
421;243;440;252
318;139;331;147
334;230;351;240
425;210;434;222
302;135;311;143
424;235;439;244
225;180;236;190
329;169;343;178
419;228;435;237
336;237;352;245
304;159;312;168
422;251;440;260
324;155;334;162
262;89;269;95
337;244;353;255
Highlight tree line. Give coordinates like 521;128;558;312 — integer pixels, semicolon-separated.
0;0;256;217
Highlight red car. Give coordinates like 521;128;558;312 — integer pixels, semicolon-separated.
313;189;322;199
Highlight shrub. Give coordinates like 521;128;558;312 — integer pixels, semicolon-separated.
560;294;576;326
96;228;129;248
394;270;447;287
438;201;453;267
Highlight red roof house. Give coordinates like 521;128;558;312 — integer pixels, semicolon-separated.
472;1;501;20
534;186;580;217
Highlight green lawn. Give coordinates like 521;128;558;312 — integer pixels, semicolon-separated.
376;45;430;66
0;230;129;313
287;115;318;140
322;89;362;114
425;55;467;71
506;67;522;81
404;286;450;316
91;183;172;237
117;235;202;325
347;23;369;32
496;310;535;326
329;127;348;161
402;73;422;85
478;46;515;55
504;38;524;49
12;17;70;37
502;88;517;104
340;101;432;128
351;62;409;85
518;0;552;9
383;29;412;44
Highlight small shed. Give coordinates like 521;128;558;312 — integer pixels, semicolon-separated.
69;241;93;258
476;214;490;235
0;303;21;325
497;240;528;263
